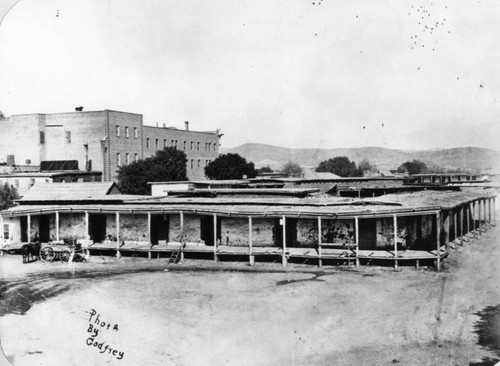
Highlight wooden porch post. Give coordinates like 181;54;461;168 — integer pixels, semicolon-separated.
180;211;184;261
443;211;450;250
318;217;322;268
213;213;218;262
488;198;492;228
282;215;287;267
147;212;152;260
436;212;441;272
0;214;4;255
116;212;120;258
493;198;496;226
85;211;89;238
55;211;60;242
483;199;487;230
249;216;254;266
466;204;470;239
473;201;478;237
459;207;463;246
393;215;398;270
355;216;359;268
27;214;31;242
453;209;457;244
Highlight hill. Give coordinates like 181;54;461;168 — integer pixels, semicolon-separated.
223;144;500;172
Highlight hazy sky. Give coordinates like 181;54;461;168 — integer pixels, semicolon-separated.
0;0;499;150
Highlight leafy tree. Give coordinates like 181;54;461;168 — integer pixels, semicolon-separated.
117;147;187;195
0;183;19;210
256;166;273;174
281;161;303;178
397;160;428;175
316;156;361;177
357;159;377;177
205;153;256;180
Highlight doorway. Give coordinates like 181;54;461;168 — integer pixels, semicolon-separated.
39;215;50;242
200;216;221;246
274;218;297;247
358;218;376;250
151;215;169;244
89;214;107;242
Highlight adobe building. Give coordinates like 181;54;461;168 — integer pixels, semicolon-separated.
0;109;221;181
1;183;496;271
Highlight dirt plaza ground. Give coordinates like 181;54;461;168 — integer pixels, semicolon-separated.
0;216;499;365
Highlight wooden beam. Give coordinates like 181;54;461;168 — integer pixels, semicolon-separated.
493;198;496;226
483;199;487;231
27;214;31;243
318;217;322;268
0;214;4;255
466;204;470;237
443;211;450;250
213;213;218;262
249;216;254;266
393;214;398;270
459;207;463;246
355;216;359;268
282;215;287;267
116;212;120;259
436;212;441;272
180;211;184;261
488;198;492;228
55;211;60;242
453;210;457;243
147;212;152;260
85;211;89;238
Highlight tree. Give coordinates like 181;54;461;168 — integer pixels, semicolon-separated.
281;161;303;178
0;183;19;210
357;159;377;177
205;153;256;180
256;166;273;174
316;156;361;177
397;160;428;175
117;147;187;195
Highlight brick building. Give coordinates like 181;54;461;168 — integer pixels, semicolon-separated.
0;109;221;181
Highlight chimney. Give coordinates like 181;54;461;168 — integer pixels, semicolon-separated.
75;106;83;111
185;121;189;131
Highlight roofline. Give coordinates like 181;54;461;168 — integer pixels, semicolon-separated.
7;109;142;118
142;125;220;136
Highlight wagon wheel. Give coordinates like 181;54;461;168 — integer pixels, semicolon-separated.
40;246;55;262
60;249;72;262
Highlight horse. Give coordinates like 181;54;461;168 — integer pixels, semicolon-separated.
21;242;41;264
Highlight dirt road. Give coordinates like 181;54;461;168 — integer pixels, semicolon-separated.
0;220;499;365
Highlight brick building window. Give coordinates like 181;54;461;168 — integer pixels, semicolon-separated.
116;126;120;137
125;127;129;138
134;127;138;138
190;159;194;169
39;131;45;144
134;153;138;162
117;153;121;166
197;142;200;151
190;141;194;150
175;140;178;149
164;139;167;148
65;131;71;143
125;153;130;165
146;138;150;148
197;159;201;169
155;139;159;149
183;141;186;150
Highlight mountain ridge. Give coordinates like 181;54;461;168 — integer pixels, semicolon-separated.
223;144;500;172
